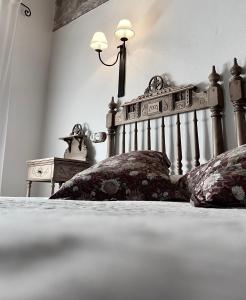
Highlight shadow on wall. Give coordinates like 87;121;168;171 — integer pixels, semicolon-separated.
82;123;96;164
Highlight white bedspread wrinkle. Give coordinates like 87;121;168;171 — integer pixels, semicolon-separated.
0;197;246;300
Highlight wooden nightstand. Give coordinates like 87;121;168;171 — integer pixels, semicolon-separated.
26;157;91;197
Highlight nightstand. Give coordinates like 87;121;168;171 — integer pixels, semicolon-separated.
26;157;91;197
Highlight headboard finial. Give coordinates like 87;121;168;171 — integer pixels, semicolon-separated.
109;96;117;111
229;58;246;146
208;65;224;156
209;65;220;87
230;58;242;78
106;97;117;157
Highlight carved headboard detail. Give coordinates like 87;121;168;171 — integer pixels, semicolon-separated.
106;65;230;175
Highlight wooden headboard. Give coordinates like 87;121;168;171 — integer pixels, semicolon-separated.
106;59;246;175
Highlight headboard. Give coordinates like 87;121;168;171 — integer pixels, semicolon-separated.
106;59;246;175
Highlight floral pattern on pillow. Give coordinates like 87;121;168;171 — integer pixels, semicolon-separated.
50;150;187;201
180;145;246;208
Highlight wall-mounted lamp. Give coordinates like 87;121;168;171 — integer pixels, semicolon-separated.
90;19;135;98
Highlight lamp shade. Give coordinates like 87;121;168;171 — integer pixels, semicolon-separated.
90;32;108;51
115;19;135;40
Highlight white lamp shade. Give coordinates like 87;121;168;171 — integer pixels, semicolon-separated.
90;32;108;51
115;19;135;40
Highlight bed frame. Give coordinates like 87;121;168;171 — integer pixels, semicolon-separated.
106;58;246;175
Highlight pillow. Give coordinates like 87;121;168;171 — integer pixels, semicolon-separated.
50;150;187;201
180;145;246;208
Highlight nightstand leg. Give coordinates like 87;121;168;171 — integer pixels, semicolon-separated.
51;181;55;196
26;181;32;197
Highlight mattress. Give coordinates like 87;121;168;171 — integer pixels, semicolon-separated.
1;197;246;300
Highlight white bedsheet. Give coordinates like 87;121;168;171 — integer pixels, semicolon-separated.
0;197;246;300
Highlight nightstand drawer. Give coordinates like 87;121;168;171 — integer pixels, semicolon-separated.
53;163;89;182
27;164;53;181
54;165;81;181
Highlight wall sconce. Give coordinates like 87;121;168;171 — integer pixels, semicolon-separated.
90;19;135;98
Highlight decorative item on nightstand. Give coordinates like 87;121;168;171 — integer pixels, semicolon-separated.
26;123;92;197
59;123;90;161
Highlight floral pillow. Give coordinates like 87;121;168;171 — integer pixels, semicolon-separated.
180;145;246;208
50;150;187;201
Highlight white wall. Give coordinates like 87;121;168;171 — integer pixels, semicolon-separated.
40;0;246;195
1;0;55;196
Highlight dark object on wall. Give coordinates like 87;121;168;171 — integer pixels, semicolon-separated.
90;20;135;98
54;0;109;31
97;41;127;98
106;67;226;174
229;58;246;146
21;3;31;17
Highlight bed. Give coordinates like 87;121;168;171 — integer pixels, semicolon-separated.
1;59;246;300
1;197;246;300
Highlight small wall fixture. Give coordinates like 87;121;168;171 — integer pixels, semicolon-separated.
90;19;135;98
21;3;31;17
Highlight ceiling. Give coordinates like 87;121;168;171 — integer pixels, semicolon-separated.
54;0;109;31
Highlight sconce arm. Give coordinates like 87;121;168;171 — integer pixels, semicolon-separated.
98;51;121;67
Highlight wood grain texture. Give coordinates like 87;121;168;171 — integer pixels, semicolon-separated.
54;0;109;31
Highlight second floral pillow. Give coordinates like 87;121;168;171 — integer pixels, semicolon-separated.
180;145;246;208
